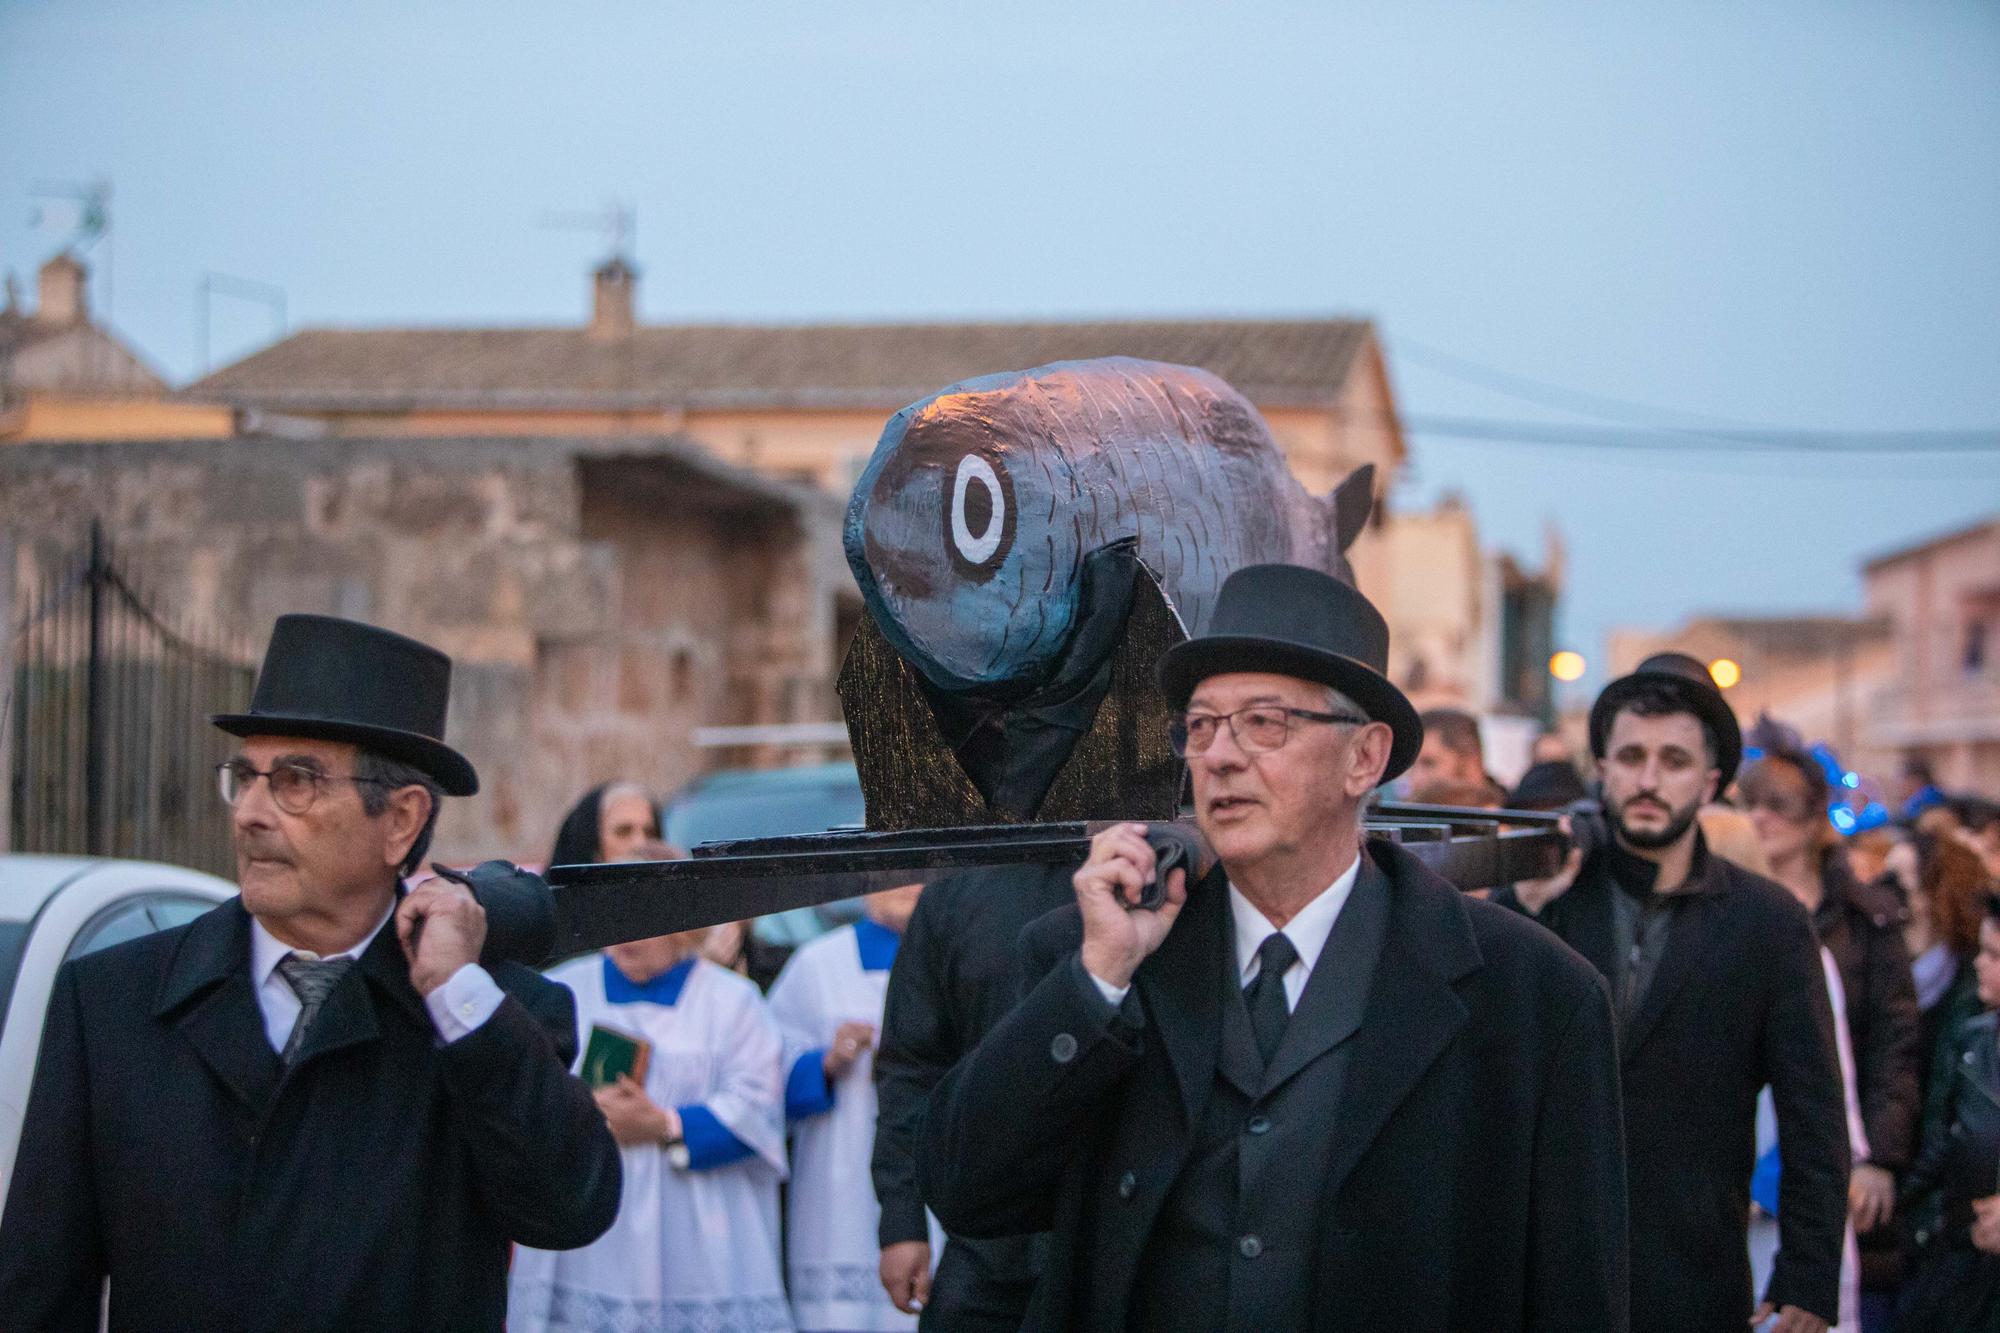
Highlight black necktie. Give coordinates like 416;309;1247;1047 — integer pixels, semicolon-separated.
278;955;354;1065
1244;932;1299;1065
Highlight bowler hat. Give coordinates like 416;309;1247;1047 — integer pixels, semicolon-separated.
1589;651;1742;788
213;614;479;796
1156;564;1423;781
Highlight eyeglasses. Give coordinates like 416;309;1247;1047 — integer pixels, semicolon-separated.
217;759;399;816
1741;791;1817;822
1170;705;1370;758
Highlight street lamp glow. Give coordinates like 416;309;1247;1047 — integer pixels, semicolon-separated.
1549;651;1587;682
1709;658;1742;690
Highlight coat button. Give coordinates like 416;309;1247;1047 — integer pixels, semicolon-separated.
1246;1114;1272;1136
1118;1171;1137;1199
1239;1234;1263;1259
1050;1032;1079;1064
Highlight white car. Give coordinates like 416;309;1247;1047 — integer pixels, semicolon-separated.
0;855;236;1210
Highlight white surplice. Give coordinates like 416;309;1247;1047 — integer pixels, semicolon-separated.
508;954;792;1333
767;922;940;1333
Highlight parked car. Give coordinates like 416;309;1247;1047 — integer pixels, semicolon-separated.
662;761;866;952
0;855;236;1208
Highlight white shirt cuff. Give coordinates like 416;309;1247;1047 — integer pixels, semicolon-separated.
1088;970;1131;1007
424;963;505;1043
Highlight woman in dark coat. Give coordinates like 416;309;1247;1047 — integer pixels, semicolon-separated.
547;781;661;869
1896;895;2000;1332
1743;750;1921;1230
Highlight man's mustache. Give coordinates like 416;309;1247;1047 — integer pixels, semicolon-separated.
235;834;294;863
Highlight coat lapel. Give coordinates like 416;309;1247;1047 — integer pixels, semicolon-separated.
1261;854;1390;1095
1319;842;1481;1200
1559;867;1618;981
153;899;281;1112
1137;865;1230;1124
1619;870;1730;1062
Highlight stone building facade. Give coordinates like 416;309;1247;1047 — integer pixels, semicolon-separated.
1863;516;2000;792
0;433;845;863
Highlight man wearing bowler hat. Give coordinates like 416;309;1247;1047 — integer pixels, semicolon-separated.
0;615;622;1331
920;564;1630;1331
1497;653;1849;1333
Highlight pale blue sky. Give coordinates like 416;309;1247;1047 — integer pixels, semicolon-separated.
4;0;1996;700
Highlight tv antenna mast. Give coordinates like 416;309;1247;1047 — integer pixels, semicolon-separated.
28;177;114;320
540;198;636;263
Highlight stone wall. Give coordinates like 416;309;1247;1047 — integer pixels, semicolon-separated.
0;433;847;865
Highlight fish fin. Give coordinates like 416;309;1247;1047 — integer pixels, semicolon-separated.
1325;463;1376;557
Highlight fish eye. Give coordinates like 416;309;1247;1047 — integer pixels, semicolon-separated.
946;453;1014;578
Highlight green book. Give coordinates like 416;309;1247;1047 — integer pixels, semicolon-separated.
581;1023;652;1090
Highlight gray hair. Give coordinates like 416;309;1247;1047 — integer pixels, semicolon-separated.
354;750;445;876
1323;684;1366;719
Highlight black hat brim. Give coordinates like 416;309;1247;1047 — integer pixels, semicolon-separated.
1588;672;1742;789
1157;635;1423;783
211;712;479;796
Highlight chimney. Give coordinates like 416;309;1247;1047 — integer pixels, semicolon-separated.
589;256;637;341
37;252;87;326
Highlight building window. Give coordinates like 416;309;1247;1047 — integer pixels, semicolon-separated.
1966;620;1990;675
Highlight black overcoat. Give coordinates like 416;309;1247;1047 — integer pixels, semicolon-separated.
1494;838;1850;1332
0;897;622;1332
921;840;1630;1332
1813;856;1920;1171
872;863;1076;1330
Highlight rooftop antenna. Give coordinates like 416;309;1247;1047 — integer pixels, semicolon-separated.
196;271;288;375
30;177;113;304
540;197;636;264
30;178;113;379
29;177;110;255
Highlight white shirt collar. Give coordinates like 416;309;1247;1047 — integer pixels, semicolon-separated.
1229;849;1363;984
250;901;396;988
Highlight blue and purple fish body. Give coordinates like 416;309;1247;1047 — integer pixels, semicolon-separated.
844;356;1375;698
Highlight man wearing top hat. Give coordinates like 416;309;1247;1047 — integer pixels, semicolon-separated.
0;615;622;1331
1494;652;1849;1333
920;564;1629;1332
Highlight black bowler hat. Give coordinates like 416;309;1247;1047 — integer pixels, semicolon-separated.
1156;564;1423;782
213;614;479;796
1509;760;1589;812
1589;651;1742;788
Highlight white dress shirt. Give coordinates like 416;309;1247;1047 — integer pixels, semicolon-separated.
249;904;504;1052
1090;851;1362;1008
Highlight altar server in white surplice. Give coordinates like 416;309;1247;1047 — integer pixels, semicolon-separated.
508;925;792;1333
769;884;940;1333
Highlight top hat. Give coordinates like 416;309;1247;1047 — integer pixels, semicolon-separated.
1589;651;1742;788
213;614;479;796
1156;564;1423;782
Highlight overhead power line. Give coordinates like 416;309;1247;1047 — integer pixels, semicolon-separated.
1389;335;1770;431
1382;336;2000;454
1399;414;2000;454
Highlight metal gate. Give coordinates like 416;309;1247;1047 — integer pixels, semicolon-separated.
5;523;253;877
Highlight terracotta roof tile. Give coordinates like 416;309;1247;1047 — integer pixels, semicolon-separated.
182;318;1373;412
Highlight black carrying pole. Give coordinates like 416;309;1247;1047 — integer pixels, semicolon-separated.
526;804;1569;965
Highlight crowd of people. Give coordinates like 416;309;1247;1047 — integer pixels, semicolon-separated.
1411;686;2000;1331
3;595;2000;1331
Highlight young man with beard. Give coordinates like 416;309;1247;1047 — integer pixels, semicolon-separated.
1499;653;1850;1333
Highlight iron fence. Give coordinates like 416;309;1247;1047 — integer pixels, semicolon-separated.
5;523;253;877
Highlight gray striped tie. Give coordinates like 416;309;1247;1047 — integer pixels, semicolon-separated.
277;955;355;1065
